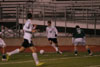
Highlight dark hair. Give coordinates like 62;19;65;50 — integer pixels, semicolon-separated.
75;25;80;28
27;13;32;19
48;21;51;24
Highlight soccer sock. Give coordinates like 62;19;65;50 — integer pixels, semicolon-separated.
2;54;6;59
8;49;20;56
51;43;59;52
87;48;91;54
32;53;39;65
74;50;78;54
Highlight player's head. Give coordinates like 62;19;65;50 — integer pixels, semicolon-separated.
75;25;80;29
27;13;32;19
47;21;51;26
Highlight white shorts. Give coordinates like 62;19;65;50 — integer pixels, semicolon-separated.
73;38;86;46
0;39;6;48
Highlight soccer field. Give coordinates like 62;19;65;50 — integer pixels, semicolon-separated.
0;52;100;67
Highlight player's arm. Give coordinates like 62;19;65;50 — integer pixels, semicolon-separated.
72;33;75;45
54;27;58;37
32;29;39;33
32;24;37;32
82;29;86;39
23;23;32;33
72;37;75;45
46;27;48;35
83;30;85;37
32;24;40;33
33;24;37;29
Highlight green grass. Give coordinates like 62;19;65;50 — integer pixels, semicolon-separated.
0;52;100;67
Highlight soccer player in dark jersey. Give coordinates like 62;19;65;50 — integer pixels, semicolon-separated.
72;25;92;56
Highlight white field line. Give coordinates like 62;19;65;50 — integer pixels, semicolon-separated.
0;55;100;65
0;60;33;65
86;65;100;67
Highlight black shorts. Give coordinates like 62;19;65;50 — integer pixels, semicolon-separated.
22;39;34;48
48;38;58;43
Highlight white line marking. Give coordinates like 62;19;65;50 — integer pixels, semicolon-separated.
86;65;100;67
0;60;33;65
0;55;100;65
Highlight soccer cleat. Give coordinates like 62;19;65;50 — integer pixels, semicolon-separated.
75;54;78;56
2;54;7;61
2;58;7;61
57;51;63;54
89;52;93;56
36;62;44;67
6;53;10;61
74;50;78;56
59;51;63;54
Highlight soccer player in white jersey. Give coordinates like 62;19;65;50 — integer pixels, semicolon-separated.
46;21;62;54
72;25;92;56
0;25;7;61
6;13;44;66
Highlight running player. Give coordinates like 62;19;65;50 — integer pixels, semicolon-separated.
72;25;93;56
46;21;62;54
6;13;44;66
0;25;7;61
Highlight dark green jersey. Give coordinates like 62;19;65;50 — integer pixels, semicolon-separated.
73;28;85;38
0;27;1;32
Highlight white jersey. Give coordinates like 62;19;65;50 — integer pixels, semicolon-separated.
46;26;58;38
0;38;6;47
23;19;33;43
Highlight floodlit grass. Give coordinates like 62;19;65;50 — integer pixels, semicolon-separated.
0;52;100;67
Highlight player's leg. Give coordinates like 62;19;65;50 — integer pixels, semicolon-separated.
1;47;7;61
48;38;53;45
49;38;59;53
73;39;78;56
74;45;78;56
48;38;62;54
6;39;27;61
82;38;92;55
29;46;38;64
85;45;92;55
0;37;7;61
29;46;44;66
48;39;55;50
52;39;62;54
7;47;25;56
6;47;25;61
7;39;30;57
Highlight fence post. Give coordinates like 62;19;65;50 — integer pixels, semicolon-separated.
43;2;45;26
54;3;56;26
16;6;20;38
94;13;97;36
65;9;67;36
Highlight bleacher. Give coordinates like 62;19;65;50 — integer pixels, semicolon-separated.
46;0;100;23
18;0;100;23
1;0;100;24
0;0;100;37
0;0;35;24
0;0;35;38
